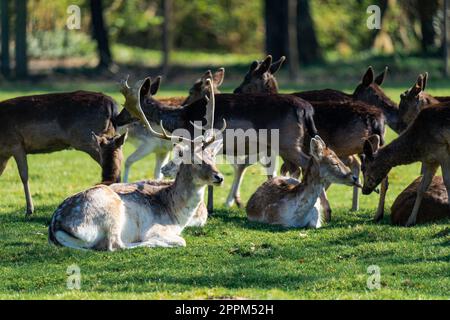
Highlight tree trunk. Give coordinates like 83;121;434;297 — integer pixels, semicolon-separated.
1;0;10;77
297;0;321;64
90;0;112;69
287;0;299;80
265;0;288;61
162;0;172;75
417;0;438;53
444;0;450;76
15;0;27;78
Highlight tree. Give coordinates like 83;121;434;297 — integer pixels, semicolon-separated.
297;0;321;64
417;0;439;53
162;0;172;75
1;0;10;77
90;0;112;69
15;0;27;78
264;0;288;61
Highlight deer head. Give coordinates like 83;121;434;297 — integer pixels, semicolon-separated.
122;77;226;186
92;131;128;184
353;66;390;105
234;55;285;94
361;134;390;195
183;68;225;105
310;136;361;187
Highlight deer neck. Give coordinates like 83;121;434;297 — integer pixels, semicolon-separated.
374;97;402;134
165;165;206;227
293;160;324;209
101;149;122;184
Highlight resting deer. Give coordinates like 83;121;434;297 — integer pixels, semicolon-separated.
234;55;387;219
48;80;225;250
117;75;318;214
246;136;361;228
122;68;225;182
0;91;121;215
361;103;450;226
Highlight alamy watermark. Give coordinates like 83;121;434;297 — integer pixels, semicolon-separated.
67;5;81;30
67;264;81;290
367;5;381;30
367;265;381;290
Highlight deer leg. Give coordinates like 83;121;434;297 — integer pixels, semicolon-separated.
154;151;170;180
350;157;361;211
374;176;389;222
13;151;33;216
123;142;155;182
207;186;214;214
225;164;248;208
320;184;332;222
439;162;450;219
406;163;438;227
0;156;10;176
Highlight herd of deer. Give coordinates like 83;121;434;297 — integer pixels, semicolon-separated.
1;55;449;251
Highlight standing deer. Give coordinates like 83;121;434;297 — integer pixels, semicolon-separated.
246;136;361;228
122;68;225;182
48;80;225;250
234;56;387;220
117;76;318;213
361;103;450;226
0;91;121;215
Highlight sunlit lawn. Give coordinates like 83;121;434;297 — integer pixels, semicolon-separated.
0;78;449;299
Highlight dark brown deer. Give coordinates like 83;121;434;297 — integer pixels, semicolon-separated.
234;56;387;219
361;103;450;226
0;91;121;215
118;77;318;213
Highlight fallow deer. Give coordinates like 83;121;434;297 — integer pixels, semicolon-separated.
48;80;225;250
361;103;450;226
122;68;225;182
0;91;120;215
234;56;387;219
246;136;361;228
118;76;318;214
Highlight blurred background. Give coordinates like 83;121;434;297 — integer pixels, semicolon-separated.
1;0;450;89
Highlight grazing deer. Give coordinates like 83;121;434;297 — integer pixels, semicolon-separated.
122;68;225;182
0;91;120;215
391;176;449;226
246;136;361;228
234;56;387;218
361;103;450;226
48;81;225;250
118;75;318;214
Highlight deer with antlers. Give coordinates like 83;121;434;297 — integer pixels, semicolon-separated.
120;69;225;182
234;56;387;220
48;80;225;250
117;74;318;214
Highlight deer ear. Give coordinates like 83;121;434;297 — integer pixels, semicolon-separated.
270;56;286;74
212;68;225;87
255;55;272;75
363;140;374;161
422;72;428;91
411;75;424;97
139;77;152;99
310;137;325;161
374;67;388;86
249;61;259;73
362;66;374;87
114;130;128;148
150;76;161;96
367;134;381;152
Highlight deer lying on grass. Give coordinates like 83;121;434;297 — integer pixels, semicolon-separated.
0;91;121;215
361;103;450;226
121;69;225;182
234;56;387;220
246;136;361;228
117;75;318;214
48;81;224;250
391;176;449;226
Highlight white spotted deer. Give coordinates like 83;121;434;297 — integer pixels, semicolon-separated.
361;103;450;226
121;68;225;182
48;80;225;250
246;136;361;228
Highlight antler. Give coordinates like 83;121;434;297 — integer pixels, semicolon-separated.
201;78;227;148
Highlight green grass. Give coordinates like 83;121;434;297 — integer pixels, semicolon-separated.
0;82;449;300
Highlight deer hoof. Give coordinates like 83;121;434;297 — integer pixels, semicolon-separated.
235;197;243;208
405;218;416;227
324;209;332;223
